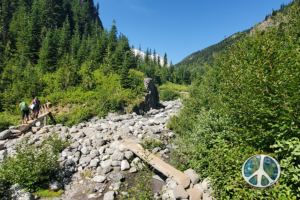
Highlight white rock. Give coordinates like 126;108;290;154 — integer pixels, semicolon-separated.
121;160;130;171
93;175;106;183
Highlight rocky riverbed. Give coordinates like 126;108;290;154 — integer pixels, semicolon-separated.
0;99;214;200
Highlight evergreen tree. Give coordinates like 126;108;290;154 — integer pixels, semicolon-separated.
107;20;118;53
120;52;132;89
59;15;71;57
38;29;57;72
163;52;167;67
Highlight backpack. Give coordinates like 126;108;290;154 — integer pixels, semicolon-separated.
34;99;40;109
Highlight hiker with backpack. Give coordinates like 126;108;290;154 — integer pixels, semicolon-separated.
31;97;41;119
18;100;29;124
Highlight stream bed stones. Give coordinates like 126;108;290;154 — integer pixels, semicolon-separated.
1;99;213;200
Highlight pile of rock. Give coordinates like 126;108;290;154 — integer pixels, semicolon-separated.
160;169;215;200
1;99;217;200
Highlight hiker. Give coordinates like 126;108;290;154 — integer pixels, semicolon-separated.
18;100;29;124
31;96;41;119
46;100;51;109
29;102;35;120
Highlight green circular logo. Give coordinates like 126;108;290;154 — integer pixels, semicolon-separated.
242;154;281;188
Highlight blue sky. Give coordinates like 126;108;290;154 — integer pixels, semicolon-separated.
96;0;293;65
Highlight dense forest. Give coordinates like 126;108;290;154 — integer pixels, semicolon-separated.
168;0;300;199
0;0;192;131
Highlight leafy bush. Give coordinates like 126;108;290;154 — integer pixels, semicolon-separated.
160;89;180;101
171;108;297;199
0;174;10;198
159;81;189;92
141;138;164;151
0;134;70;192
168;3;300;198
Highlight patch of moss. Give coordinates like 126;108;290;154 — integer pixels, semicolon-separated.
37;189;63;198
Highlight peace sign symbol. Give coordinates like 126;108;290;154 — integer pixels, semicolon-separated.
242;154;281;188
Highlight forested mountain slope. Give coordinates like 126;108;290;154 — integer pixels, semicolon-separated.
175;0;296;72
168;1;300;199
0;0;192;130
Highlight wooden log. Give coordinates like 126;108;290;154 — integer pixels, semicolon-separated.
124;142;191;188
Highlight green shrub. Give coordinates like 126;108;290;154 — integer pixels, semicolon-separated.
141;138;164;151
171;108;298;199
117;151;155;200
0;134;70;192
159;81;189;92
160;89;180;101
37;189;63;198
0;174;11;199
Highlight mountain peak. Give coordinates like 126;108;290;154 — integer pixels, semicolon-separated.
132;49;171;67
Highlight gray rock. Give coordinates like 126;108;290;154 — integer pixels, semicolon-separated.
184;169;199;184
114;167;121;172
74;151;81;158
0;140;7;150
114;173;125;182
110;141;121;150
83;139;91;146
113;135;122;141
101;159;112;168
130;157;140;167
10;184;34;200
94;139;106;147
77;131;85;138
111;161;121;166
53;198;61;200
133;78;159;114
0;149;7;155
96;133;103;139
57;157;66;162
79;156;92;165
129;167;137;173
105;148;114;155
103;191;115;200
93;175;106;183
90;159;99;167
113;182;121;190
121;160;130;171
72;157;79;164
69;126;79;134
111;151;124;161
173;185;189;199
61;127;68;134
152;147;161;154
96;166;102;174
99;147;105;155
49;180;63;191
81;147;92;155
124;151;133;160
101;166;112;174
90;149;100;156
65;159;76;173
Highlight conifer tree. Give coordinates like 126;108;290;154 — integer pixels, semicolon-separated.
163;53;167;67
59;15;71;57
120;51;132;89
108;20;118;53
38;29;57;72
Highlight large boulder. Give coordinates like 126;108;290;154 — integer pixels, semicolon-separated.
133;78;159;115
0;130;11;140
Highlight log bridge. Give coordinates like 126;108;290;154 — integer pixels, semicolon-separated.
18;104;51;132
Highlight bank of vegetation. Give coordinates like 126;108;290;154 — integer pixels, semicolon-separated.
0;0;191;131
168;1;300;199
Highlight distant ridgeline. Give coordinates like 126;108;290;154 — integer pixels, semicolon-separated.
175;0;299;77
